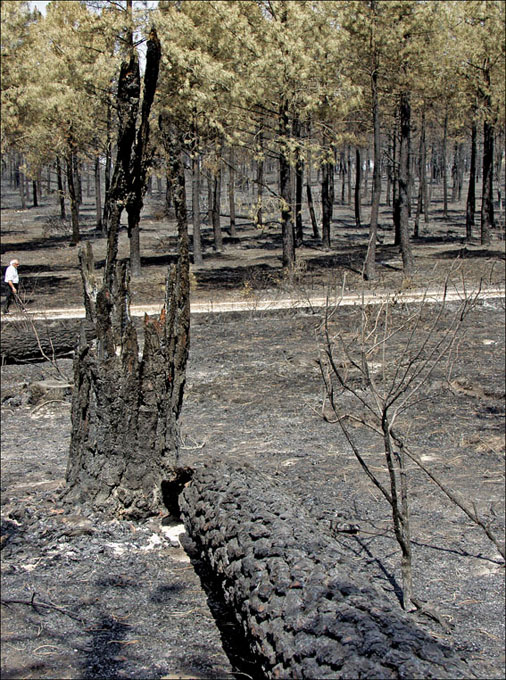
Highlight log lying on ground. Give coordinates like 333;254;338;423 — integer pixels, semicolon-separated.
0;319;96;363
180;463;470;679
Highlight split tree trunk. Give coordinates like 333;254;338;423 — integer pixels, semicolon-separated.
65;146;190;519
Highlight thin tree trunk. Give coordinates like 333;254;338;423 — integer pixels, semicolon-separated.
102;101;112;228
56;157;66;219
414;109;426;238
442;111;448;219
354;147;362;229
321;157;333;249
396;93;414;277
364;63;381;281
256;131;264;227
66;152;80;246
466;119;477;240
212;164;223;251
94;157;102;233
192;149;203;265
306;182;319;240
279;100;295;269
481;68;495;245
293;116;304;246
32;180;38;208
73;155;82;206
346;146;352;205
228;149;236;237
18;158;26;209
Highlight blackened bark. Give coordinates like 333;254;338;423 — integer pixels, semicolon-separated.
102;101;112;227
442;111;448;219
212;166;223;251
56;157;66;220
481;99;495;245
396;93;414;277
103;29;160;277
126;29;161;275
255;129;264;228
94;157;102;233
354;148;362;229
321;157;333;249
364;63;381;281
228;149;237;237
466;119;477;240
414;110;426;239
65;126;190;518
66;152;80;246
1;318;96;364
292;116;304;246
306;182;319;240
279;101;295;269
191;146;203;265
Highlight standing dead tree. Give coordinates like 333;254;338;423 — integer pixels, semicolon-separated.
64;132;191;519
318;282;504;611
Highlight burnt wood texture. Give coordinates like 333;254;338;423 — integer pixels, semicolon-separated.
180;463;470;679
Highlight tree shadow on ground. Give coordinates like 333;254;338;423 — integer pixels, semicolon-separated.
431;247;505;260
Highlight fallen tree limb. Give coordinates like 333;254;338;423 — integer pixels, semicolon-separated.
0;318;96;363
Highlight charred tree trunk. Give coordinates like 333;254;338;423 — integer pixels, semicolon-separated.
228;149;237;237
66;151;80;246
442;111;448;219
396;93;414;277
354;148;362;229
279;101;295;270
306;182;319;240
255;129;264;228
364;60;381;281
94;157;102;233
321;157;334;249
293;116;304;246
481;67;495;245
212;165;223;252
126;29;161;276
191;142;203;266
466;119;477;240
56;157;66;220
65;126;190;519
103;28;160;276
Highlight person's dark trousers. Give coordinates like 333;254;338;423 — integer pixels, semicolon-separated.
2;284;18;313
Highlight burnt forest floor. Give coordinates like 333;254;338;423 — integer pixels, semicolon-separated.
1;182;505;679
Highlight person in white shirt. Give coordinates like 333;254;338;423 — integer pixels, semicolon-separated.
3;259;20;313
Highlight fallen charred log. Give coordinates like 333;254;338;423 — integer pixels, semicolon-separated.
0;318;96;364
180;463;470;679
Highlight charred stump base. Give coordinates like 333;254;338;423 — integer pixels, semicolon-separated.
64;248;190;519
180;464;470;679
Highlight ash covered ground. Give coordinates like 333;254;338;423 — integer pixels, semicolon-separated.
1;302;505;679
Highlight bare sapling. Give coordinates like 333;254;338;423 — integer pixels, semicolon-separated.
318;277;504;613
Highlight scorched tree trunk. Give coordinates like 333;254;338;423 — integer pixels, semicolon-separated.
65;154;190;519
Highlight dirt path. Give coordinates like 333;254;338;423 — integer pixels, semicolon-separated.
2;285;505;321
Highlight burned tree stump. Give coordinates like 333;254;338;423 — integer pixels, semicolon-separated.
64;197;190;519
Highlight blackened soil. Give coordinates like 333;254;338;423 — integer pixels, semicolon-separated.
1;300;505;679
